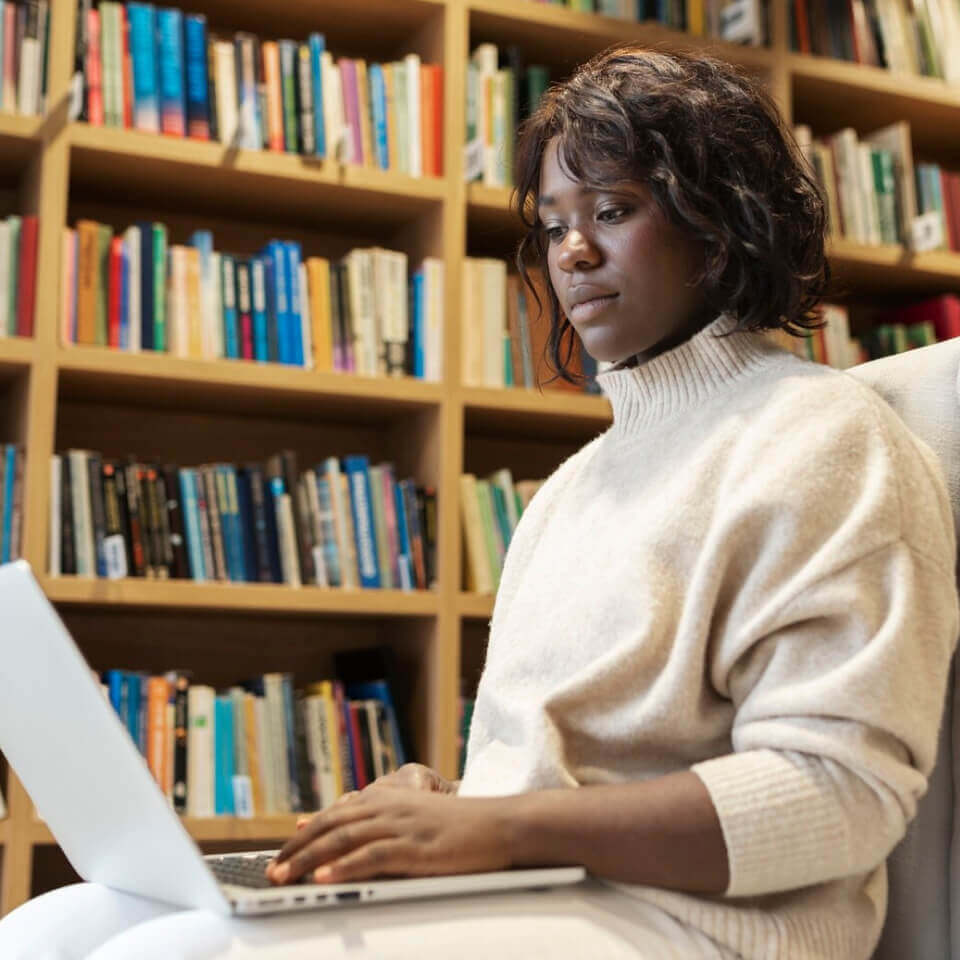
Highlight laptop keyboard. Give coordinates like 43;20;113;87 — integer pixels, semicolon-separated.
209;854;275;889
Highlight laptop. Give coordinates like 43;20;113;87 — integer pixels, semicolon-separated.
0;561;585;916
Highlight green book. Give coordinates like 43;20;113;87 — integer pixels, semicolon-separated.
503;332;514;386
871;149;897;245
96;223;112;346
7;215;20;337
488;482;512;555
279;41;299;153
526;66;549;117
152;223;168;352
474;480;502;588
891;323;909;354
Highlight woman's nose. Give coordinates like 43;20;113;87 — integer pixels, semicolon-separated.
557;230;601;272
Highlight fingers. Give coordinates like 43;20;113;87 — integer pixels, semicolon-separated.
269;820;400;885
274;799;374;866
313;839;422;884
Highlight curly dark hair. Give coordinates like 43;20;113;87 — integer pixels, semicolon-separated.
514;46;829;383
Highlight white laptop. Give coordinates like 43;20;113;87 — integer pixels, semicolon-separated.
0;561;585;915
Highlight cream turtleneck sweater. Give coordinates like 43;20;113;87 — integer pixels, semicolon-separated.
459;314;959;959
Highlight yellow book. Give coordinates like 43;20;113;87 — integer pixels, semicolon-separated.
75;220;101;346
318;681;345;798
243;693;264;815
306;257;333;371
383;63;398;172
185;246;203;359
688;0;705;35
459;473;494;594
355;58;374;168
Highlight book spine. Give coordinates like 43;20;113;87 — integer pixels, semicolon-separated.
309;34;325;157
15;214;37;336
179;467;205;580
250;256;269;362
183;14;209;139
156;8;185;136
297;43;314;155
221;254;238;359
235;259;254;361
278;40;298;153
127;3;158;132
343;455;381;588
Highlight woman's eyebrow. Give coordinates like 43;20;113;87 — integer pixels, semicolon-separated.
538;186;599;208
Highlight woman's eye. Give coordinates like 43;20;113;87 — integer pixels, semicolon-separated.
598;206;631;222
544;225;566;242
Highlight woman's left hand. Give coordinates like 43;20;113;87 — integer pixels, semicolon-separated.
265;786;515;885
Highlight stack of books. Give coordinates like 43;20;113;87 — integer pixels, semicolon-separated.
462;261;600;392
98;668;406;816
790;0;960;85
0;213;38;337
0;442;23;564
62;221;444;380
49;449;437;591
0;1;49;117
460;467;543;594
70;4;443;176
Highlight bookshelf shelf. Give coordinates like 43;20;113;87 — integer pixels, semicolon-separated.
40;576;439;618
68;124;446;226
56;348;444;418
468;0;773;72
458;592;494;619
462;385;610;439
827;240;960;295
0;338;35;372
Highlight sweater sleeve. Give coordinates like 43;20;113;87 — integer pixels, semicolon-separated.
693;543;957;896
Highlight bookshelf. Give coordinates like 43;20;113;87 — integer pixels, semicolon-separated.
2;0;960;916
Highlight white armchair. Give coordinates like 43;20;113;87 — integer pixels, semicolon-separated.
848;337;960;959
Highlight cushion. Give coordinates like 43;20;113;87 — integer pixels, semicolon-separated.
847;339;960;959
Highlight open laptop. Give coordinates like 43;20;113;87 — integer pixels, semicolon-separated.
0;561;585;916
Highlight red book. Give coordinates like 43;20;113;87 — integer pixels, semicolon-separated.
107;236;123;348
429;64;443;177
15;215;38;337
884;295;960;342
940;170;959;252
86;9;104;126
347;702;369;788
795;0;811;53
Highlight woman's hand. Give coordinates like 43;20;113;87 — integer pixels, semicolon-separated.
266;786;513;886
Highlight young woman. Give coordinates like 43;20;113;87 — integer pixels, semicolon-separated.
270;48;958;959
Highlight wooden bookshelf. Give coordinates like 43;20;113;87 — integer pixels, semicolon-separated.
4;0;960;917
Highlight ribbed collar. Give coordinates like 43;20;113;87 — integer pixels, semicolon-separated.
596;314;776;433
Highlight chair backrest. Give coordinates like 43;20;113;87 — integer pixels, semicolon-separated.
847;339;960;959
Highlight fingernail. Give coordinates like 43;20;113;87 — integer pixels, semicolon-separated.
296;817;310;829
272;863;290;883
314;866;333;883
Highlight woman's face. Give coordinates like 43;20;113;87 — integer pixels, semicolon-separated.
539;138;708;364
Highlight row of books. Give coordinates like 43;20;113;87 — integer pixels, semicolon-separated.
101;668;406;816
527;0;765;43
62;221;444;380
794;121;960;251
0;213;38;338
0;443;23;564
460;468;544;594
48;450;437;592
769;295;960;368
790;0;960;86
0;0;48;117
461;260;601;393
70;3;443;177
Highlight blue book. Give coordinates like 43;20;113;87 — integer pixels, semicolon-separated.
250;257;269;362
183;14;210;138
411;270;425;378
262;252;280;362
221;255;239;359
283;242;304;366
156;8;186;136
345;680;406;767
343;455;381;589
266;242;291;364
1;445;14;562
214;696;236;815
235;467;259;582
122;672;141;746
179;468;206;580
392;479;414;590
262;471;284;582
127;4;159;132
119;242;129;350
105;669;125;718
223;465;246;583
280;675;301;812
314;474;341;587
136;222;154;351
368;63;389;170
308;34;326;157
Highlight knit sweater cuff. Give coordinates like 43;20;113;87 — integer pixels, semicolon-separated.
692;749;850;897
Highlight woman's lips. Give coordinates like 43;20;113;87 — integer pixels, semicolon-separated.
568;293;619;322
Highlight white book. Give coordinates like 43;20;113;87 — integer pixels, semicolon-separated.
17;33;38;116
275;492;302;588
214;41;239;147
303;471;329;587
299;262;313;370
263;675;291;814
68;450;95;577
209;252;223;359
482;259;507;387
719;0;762;45
186;684;216;818
830;128;866;244
321;52;346;163
324;457;358;588
254;694;276;815
49;454;62;576
309;694;338;807
471;45;498;186
346;249;377;375
167;246;189;357
423;257;444;382
491;70;507;188
124;226;141;352
404;53;422;177
229;687;248;777
858;144;882;246
0;220;9;337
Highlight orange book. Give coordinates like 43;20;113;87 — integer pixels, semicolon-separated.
75;220;102;346
243;693;264;816
185;246;203;358
521;268;583;391
306;257;333;371
420;64;433;177
428;64;443;177
146;676;170;790
261;42;284;152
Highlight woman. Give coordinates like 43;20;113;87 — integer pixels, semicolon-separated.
271;48;958;958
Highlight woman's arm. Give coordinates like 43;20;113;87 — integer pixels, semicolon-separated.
266;770;728;890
